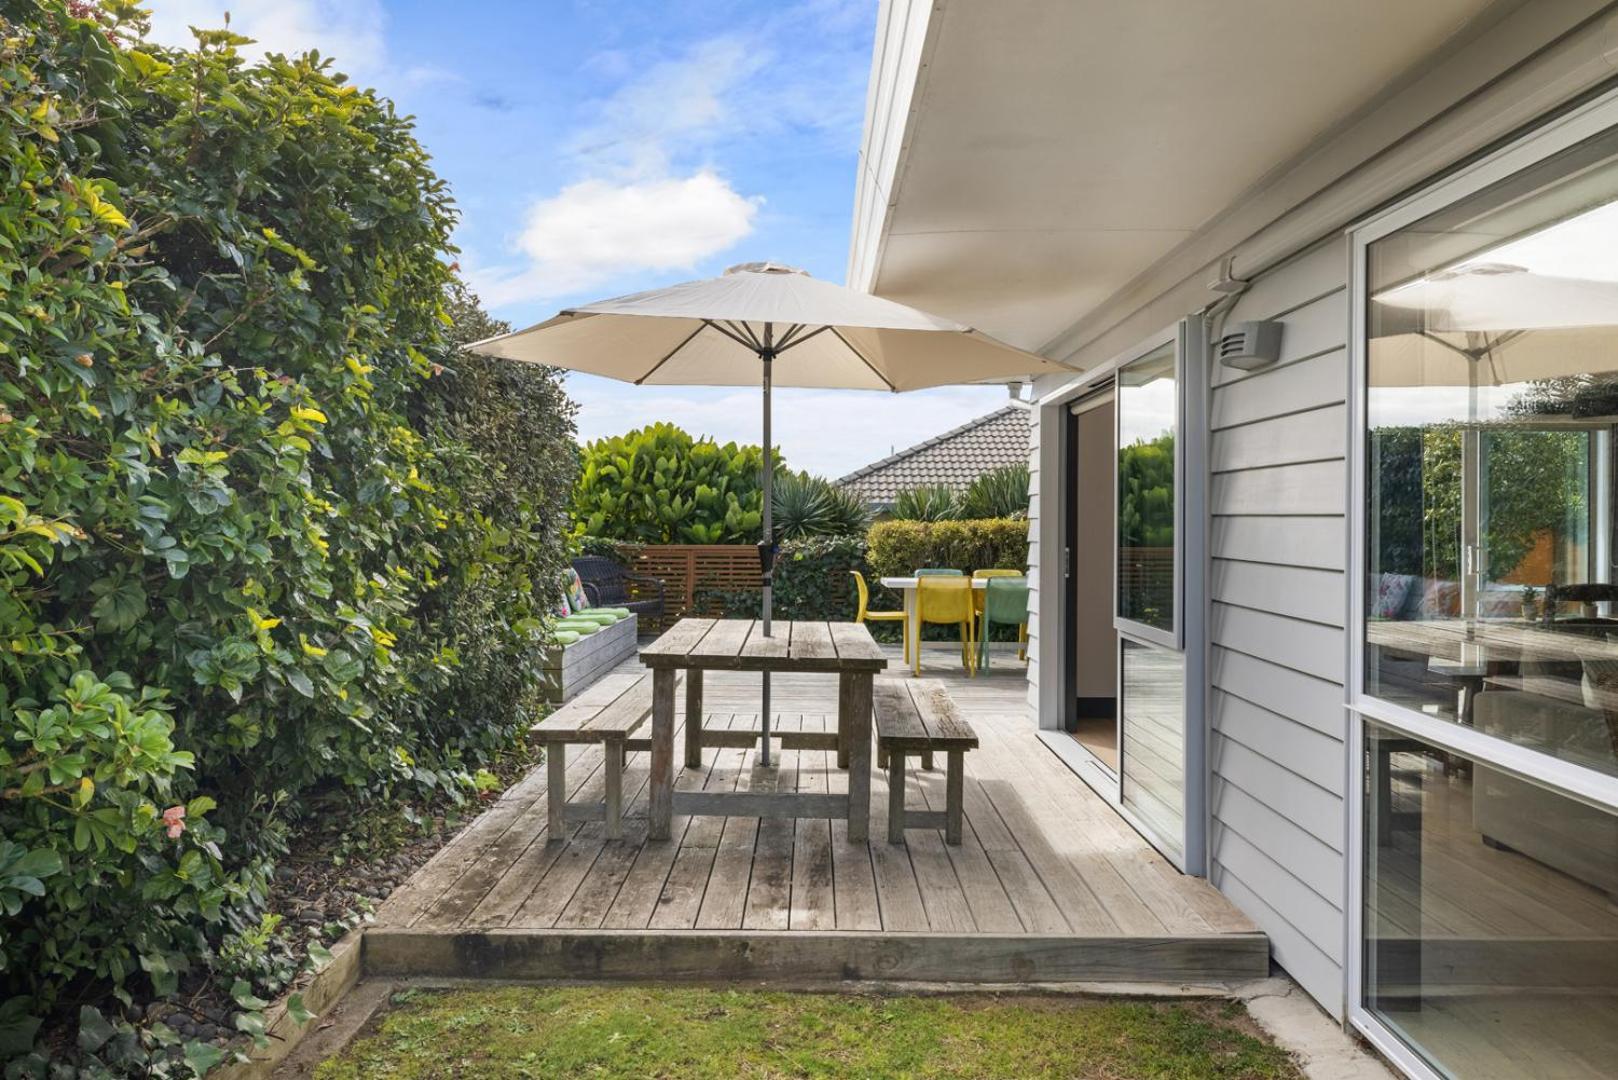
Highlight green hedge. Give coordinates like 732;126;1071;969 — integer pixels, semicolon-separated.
573;423;771;543
865;518;1030;579
0;3;575;1063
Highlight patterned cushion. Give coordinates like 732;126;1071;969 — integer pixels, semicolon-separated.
563;568;590;612
1372;573;1415;620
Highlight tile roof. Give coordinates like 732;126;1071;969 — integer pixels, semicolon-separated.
836;402;1031;507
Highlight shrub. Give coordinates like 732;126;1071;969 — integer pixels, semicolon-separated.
961;463;1030;520
865;518;1030;579
771;471;870;540
691;535;868;623
890;483;963;521
0;1;575;1061
573;424;775;544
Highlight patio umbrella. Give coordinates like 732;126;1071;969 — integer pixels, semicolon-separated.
471;261;1066;763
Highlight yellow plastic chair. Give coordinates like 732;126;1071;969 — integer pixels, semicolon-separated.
914;577;976;676
851;570;910;663
972;568;1023;616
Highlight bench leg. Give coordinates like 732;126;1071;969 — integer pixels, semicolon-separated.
604;740;625;840
684;668;704;769
922;749;933;771
945;749;964;845
887;750;907;845
546;743;567;843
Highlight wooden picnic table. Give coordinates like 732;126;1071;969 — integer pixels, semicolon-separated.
638;618;888;843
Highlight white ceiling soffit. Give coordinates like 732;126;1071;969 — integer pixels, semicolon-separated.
848;0;1500;353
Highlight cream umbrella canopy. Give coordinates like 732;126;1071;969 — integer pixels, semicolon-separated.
471;261;1067;763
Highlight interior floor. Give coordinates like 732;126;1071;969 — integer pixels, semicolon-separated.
1070;715;1118;771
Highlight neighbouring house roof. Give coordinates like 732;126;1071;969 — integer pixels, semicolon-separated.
837;402;1030;508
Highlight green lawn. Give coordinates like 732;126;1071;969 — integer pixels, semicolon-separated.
316;985;1301;1079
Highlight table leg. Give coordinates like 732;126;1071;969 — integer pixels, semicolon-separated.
684;667;705;769
650;666;676;841
906;587;919;676
836;672;853;770
847;672;872;844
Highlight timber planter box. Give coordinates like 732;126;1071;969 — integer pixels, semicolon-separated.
542;614;638;703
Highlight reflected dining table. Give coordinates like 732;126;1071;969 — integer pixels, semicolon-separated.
638;618;889;843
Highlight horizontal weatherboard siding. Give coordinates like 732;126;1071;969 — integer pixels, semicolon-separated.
1205;238;1349;1017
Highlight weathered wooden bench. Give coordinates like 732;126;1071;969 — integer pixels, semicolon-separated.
529;670;677;841
873;678;979;845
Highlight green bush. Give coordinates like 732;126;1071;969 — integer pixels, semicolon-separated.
890;483;964;521
865;518;1030;579
771;471;869;540
961;463;1030;520
573;423;774;544
0;1;575;1062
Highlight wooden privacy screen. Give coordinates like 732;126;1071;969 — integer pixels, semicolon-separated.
627;545;761;631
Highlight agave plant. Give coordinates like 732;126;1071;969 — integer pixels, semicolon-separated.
890;483;964;521
961;463;1031;520
772;470;871;539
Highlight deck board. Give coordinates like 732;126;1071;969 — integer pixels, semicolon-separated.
373;644;1266;986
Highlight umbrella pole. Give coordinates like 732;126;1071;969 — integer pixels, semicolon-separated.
760;340;774;767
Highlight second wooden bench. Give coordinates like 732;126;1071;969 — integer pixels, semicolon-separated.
873;678;978;845
529;670;676;841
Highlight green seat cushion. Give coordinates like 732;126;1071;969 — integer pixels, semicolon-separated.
565;611;623;626
555;619;601;635
551;629;581;645
591;607;632;618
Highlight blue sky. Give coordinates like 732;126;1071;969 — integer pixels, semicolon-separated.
140;0;1009;477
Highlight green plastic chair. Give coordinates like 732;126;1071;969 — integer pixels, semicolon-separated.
976;576;1029;676
914;567;964;576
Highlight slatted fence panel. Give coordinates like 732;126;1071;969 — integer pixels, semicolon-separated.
629;545;761;631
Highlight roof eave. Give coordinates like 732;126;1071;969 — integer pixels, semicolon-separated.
846;0;942;293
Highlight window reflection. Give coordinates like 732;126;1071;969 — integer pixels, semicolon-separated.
1365;126;1618;779
1121;638;1184;860
1365;725;1618;1078
1118;344;1177;634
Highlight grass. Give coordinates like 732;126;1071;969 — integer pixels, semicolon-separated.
315;985;1301;1079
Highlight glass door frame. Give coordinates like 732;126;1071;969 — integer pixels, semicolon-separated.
1044;319;1208;874
1345;86;1618;1080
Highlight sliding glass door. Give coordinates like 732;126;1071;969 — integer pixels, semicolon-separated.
1056;321;1205;872
1352;93;1618;1080
1116;340;1189;862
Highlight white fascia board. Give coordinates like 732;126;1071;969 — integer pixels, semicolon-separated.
846;0;942;292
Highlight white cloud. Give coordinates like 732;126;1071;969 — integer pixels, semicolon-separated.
140;0;387;75
468;3;870;310
470;170;761;308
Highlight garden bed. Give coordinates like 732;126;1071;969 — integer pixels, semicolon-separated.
541;614;639;703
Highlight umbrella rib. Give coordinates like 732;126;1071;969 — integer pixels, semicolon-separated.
634;322;710;385
828;326;896;391
704;319;759;353
775;325;830;354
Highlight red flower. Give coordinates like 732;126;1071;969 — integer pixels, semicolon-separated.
162;805;186;839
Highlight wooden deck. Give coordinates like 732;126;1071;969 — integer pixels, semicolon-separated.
367;644;1266;986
